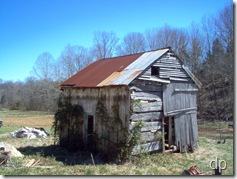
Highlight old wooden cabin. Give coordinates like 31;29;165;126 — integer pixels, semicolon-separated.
59;47;202;158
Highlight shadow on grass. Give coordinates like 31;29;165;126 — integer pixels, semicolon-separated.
17;145;109;166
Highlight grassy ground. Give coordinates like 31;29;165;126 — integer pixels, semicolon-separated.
0;109;234;175
0;108;53;128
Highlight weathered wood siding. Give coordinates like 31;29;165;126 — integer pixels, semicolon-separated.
129;79;163;154
139;51;191;82
174;113;198;152
163;82;198;152
60;49;199;156
163;82;197;116
63;86;130;155
130;50;199;153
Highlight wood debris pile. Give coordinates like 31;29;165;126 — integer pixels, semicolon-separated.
24;158;54;168
181;165;212;175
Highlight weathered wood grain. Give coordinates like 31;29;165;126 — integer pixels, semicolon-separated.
129;121;162;132
163;82;197;114
131;141;162;155
129;85;163;92
169;77;190;82
174;113;198;152
159;71;189;78
130;112;163;121
165;107;197;116
63;86;131;154
132;101;162;112
153;64;182;68
131;91;162;100
174;88;198;92
140;131;162;142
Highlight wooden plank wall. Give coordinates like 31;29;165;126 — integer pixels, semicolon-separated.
130;50;199;153
155;52;190;81
61;50;199;155
163;82;198;152
139;51;192;82
129;79;163;154
163;82;197;115
64;86;130;154
174;113;198;152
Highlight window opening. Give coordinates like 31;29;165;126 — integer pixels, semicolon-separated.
151;66;159;76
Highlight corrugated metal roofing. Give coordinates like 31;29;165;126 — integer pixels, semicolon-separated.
61;52;144;87
111;48;169;85
61;48;169;88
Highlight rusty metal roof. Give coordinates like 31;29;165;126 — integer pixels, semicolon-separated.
61;48;169;88
61;52;144;87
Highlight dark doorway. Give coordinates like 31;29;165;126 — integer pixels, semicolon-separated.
164;116;175;150
87;115;94;135
86;115;94;150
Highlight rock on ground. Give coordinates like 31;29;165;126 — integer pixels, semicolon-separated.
0;142;24;157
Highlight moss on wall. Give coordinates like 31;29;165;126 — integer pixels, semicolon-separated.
53;92;84;150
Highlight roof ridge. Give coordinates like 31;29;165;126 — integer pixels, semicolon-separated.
98;52;144;61
98;47;171;61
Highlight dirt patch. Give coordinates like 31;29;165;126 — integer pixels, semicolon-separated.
1;116;54;127
173;153;183;159
193;146;207;159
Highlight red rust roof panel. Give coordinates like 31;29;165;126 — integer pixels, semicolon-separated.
61;53;144;87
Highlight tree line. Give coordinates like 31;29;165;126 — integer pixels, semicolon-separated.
0;4;233;121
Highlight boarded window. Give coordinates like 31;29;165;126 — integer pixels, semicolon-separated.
87;115;94;135
151;66;159;76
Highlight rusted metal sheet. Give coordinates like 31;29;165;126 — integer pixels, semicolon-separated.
97;71;124;86
97;70;142;87
61;48;169;88
181;165;212;175
112;49;169;85
61;53;143;87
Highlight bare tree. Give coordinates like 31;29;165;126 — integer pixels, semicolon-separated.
145;25;189;63
198;4;234;121
53;60;65;82
58;44;93;79
214;4;233;48
214;4;234;121
31;52;63;111
32;52;55;81
59;45;75;79
187;22;203;76
145;25;180;49
92;31;119;59
214;4;234;80
145;28;159;51
116;32;146;56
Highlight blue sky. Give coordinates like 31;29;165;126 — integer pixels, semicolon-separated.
0;0;233;82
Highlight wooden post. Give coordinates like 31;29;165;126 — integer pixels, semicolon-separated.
162;116;165;152
83;115;87;147
168;116;172;146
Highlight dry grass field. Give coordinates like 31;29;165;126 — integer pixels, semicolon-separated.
0;109;234;175
0;109;53;127
1;116;53;127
